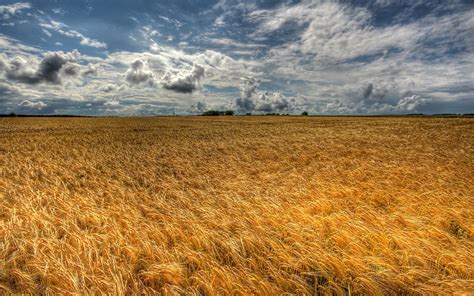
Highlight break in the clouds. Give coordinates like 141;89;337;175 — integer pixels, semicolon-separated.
0;0;473;115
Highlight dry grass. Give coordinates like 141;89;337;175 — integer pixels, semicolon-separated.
0;116;473;295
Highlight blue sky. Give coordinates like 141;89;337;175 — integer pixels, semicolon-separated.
0;0;473;115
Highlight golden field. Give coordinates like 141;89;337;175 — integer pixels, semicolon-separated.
0;116;473;295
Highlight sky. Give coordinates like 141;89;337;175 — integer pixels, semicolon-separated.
0;0;473;115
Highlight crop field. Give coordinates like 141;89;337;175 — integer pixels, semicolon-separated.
0;116;473;295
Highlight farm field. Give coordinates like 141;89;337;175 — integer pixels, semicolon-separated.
0;116;473;295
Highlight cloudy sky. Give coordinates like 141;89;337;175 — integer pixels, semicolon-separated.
0;0;473;115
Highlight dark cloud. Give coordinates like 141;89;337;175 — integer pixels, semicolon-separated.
363;83;374;99
35;50;80;83
362;82;389;102
62;63;80;76
161;64;205;93
1;50;80;84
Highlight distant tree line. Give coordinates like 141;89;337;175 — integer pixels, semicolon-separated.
0;113;91;117
201;110;235;116
201;110;310;116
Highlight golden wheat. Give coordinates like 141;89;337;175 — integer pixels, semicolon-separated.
0;116;473;295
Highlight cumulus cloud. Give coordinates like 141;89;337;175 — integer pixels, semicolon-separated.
18;100;47;109
81;63;97;76
235;78;291;113
0;2;31;19
125;59;155;86
235;77;258;112
161;64;204;93
62;63;80;76
1;50;80;84
254;92;289;112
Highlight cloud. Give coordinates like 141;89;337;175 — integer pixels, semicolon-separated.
0;34;40;54
363;83;375;99
100;84;116;93
1;1;471;116
252;1;472;65
310;92;432;114
1;50;80;84
125;59;155;86
40;20;107;49
18;100;47;109
36;50;80;83
0;2;31;19
42;29;52;37
0;82;20;99
235;78;291;113
81;64;97;76
396;95;431;112
194;101;208;112
104;100;120;107
161;64;204;93
205;37;266;49
52;8;66;15
359;82;390;103
252;1;425;62
62;63;80;76
254;92;289;112
240;77;259;99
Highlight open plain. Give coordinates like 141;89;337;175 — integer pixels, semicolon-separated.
0;116;473;294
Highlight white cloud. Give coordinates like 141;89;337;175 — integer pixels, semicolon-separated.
0;2;31;19
81;64;97;76
18;99;46;109
104;100;120;107
52;8;66;15
40;20;107;49
205;37;266;49
42;29;52;37
396;95;431;112
0;34;39;54
125;59;155;86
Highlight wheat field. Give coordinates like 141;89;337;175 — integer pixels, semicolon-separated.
0;116;472;295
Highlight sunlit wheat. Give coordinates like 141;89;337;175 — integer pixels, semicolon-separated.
0;116;472;294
